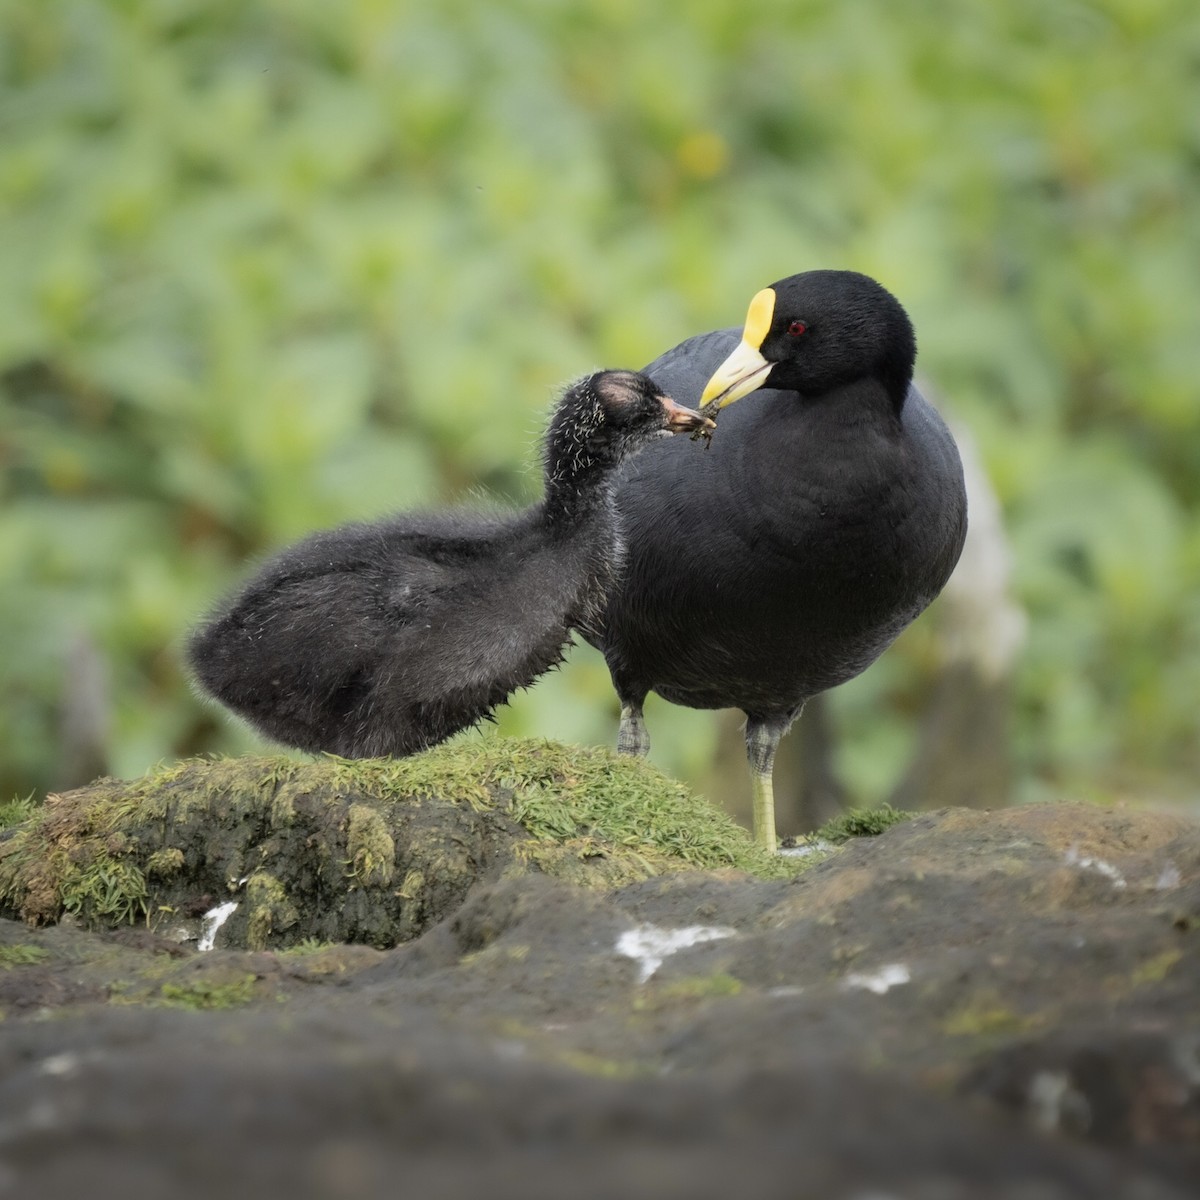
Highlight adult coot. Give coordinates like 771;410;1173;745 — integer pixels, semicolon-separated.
584;271;968;851
188;370;712;757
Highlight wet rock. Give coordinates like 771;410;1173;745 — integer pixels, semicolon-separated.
0;749;1196;1198
963;1029;1200;1146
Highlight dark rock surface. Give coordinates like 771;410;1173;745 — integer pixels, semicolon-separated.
0;748;1196;1199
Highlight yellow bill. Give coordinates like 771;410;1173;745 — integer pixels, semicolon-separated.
699;287;777;412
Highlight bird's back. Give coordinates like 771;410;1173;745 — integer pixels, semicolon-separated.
590;329;968;719
190;506;617;756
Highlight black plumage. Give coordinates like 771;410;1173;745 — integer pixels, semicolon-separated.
188;370;711;758
585;271;969;850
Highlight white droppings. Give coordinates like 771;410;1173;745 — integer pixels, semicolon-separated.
197;901;238;952
616;924;736;983
779;838;835;859
1170;1034;1200;1086
1155;862;1182;890
38;1053;80;1078
1064;846;1126;889
842;963;911;995
1028;1069;1091;1135
766;985;805;999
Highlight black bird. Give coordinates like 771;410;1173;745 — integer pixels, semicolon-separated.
188;371;712;758
585;271;968;851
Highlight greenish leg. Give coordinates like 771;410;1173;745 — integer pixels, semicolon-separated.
617;703;650;757
745;720;782;853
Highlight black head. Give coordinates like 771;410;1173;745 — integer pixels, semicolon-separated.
544;369;712;481
699;270;916;415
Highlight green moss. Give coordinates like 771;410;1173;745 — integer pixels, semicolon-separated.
549;1049;644;1079
816;804;913;844
277;938;334;957
244;873;298;950
0;758;317;928
146;848;185;879
132;741;789;878
460;942;532;969
0;738;797;940
1130;948;1182;987
158;974;257;1010
0;793;40;832
345;803;395;887
125;757;303;825
122;741;784;876
943;999;1037;1038
0;783;158;926
396;869;425;899
61;856;148;926
0;943;50;967
636;973;743;1009
329;738;791;878
513;837;666;889
269;787;296;827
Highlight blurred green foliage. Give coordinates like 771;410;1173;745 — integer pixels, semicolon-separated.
2;0;1198;808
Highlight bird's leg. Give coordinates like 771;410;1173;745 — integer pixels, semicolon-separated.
617;703;650;757
745;719;784;853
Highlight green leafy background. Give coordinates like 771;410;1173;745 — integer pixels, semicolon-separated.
3;0;1198;813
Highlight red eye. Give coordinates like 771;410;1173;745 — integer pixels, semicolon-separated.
787;320;807;337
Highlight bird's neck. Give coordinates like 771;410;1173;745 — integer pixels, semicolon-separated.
540;470;618;529
812;376;907;431
540;409;623;526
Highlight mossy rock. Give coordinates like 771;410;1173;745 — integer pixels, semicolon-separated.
814;803;914;844
0;739;786;949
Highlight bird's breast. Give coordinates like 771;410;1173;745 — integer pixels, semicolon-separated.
601;385;966;709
